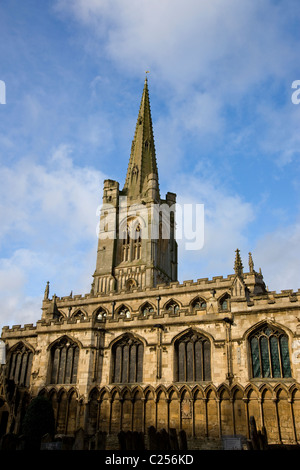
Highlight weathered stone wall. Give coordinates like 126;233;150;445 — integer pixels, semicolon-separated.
1;274;300;445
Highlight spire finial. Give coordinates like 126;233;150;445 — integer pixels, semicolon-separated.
144;70;150;84
234;249;243;276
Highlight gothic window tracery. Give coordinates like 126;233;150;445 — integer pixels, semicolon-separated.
219;293;230;311
111;334;144;384
121;220;142;262
117;305;131;318
72;310;86;320
122;224;130;261
165;300;180;315
133;224;141;260
249;324;292;379
125;279;137;292
50;337;79;385
7;343;33;387
191;297;207;311
95;307;107;321
175;330;211;382
140;302;155;317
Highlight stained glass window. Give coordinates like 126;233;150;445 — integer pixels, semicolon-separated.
249;325;292;379
280;336;292;377
250;337;260;378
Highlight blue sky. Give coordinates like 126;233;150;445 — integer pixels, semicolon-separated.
0;0;300;327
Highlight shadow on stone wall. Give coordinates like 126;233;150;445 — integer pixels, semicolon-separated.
1;416;300;450
117;426;187;451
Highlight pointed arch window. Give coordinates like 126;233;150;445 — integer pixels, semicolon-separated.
7;343;33;387
133;224;141;260
219;293;230;311
175;331;211;382
95;307;107;321
125;279;137;292
121;220;142;262
140;302;155;317
122;224;130;261
72;310;86;320
111;335;143;384
117;305;131;318
50;337;79;384
191;297;207;311
249;324;292;379
165;300;180;315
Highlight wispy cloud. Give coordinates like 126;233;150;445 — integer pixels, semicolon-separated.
1;0;300;329
0;144;106;326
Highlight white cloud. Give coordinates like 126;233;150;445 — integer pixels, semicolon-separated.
55;0;298;94
1;0;299;329
54;0;300;172
256;101;300;168
0;145;106;327
0;144;104;244
175;174;255;281
253;221;300;292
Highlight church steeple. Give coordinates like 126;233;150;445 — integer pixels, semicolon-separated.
123;76;160;201
93;77;177;294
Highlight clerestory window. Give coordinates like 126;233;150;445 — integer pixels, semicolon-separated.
165;300;180;315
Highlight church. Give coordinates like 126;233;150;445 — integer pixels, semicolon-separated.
1;77;300;449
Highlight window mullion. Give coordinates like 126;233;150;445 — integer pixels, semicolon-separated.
258;337;263;378
278;336;284;377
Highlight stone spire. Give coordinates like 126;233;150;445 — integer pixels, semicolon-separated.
234;249;243;276
123;75;160;201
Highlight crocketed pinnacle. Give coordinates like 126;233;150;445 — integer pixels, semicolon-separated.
123;76;160;201
248;252;254;273
234;249;244;276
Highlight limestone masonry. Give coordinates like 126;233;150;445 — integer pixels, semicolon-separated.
1;78;300;448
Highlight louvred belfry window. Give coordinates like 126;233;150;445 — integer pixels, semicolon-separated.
249;324;292;379
111;334;143;384
133;224;141;260
122;225;130;261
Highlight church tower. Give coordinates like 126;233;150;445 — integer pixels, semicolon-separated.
93;77;178;294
